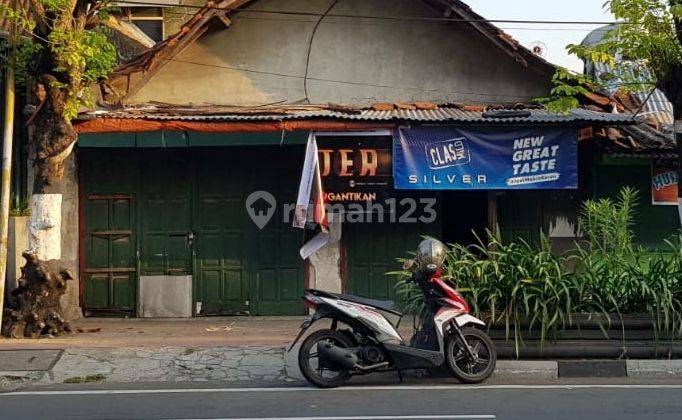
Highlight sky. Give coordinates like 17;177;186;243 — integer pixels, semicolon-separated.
464;1;614;72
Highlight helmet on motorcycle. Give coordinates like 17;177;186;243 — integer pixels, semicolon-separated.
416;238;446;274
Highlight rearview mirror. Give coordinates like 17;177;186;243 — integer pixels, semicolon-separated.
402;259;415;270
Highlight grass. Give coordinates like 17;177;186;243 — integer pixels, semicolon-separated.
63;374;106;384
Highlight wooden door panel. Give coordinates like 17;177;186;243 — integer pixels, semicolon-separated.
194;149;250;315
111;236;134;268
139;150;192;276
81;149;137;314
84;274;109;309
252;147;306;316
370;264;392;300
222;232;244;267
88;234;110;268
112;274;135;308
346;200;442;302
279;268;301;300
256;269;278;301
222;270;245;300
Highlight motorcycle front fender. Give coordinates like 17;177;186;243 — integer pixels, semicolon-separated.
434;310;487;352
454;314;486;328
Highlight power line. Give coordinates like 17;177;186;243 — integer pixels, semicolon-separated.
116;0;629;26
303;0;338;104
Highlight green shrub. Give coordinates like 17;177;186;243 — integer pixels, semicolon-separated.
574;187;682;337
391;187;682;355
450;231;587;355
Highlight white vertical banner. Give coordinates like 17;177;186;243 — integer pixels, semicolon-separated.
294;133;318;228
294;132;329;259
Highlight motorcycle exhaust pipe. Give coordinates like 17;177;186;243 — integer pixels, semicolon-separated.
317;342;358;370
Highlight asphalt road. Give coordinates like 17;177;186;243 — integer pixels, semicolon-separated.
2;381;682;420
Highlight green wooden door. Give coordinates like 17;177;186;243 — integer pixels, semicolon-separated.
252;147;306;315
345;197;442;301
82;146;307;316
81;149;137;314
193;147;306;315
139;150;193;276
497;191;543;245
194;149;250;315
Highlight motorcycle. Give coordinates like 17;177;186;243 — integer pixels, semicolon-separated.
288;266;497;388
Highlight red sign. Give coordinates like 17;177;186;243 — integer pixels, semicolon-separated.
651;165;678;206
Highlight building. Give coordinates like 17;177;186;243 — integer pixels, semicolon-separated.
15;0;675;318
581;26;679;250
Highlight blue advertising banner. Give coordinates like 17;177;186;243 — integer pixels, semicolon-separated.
394;127;578;190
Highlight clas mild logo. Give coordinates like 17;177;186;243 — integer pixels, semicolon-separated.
246;191;277;230
425;138;470;170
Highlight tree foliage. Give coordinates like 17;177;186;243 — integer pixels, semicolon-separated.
0;0;117;119
540;0;682;115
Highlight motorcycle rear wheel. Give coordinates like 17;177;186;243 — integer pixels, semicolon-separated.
445;327;497;384
298;329;354;388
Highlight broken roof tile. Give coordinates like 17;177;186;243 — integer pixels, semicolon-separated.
413;102;438;110
372;103;395;111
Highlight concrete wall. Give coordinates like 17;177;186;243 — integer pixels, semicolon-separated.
130;0;551;106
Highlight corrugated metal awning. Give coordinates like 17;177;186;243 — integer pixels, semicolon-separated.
85;107;637;124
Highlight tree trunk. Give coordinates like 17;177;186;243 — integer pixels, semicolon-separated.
1;253;73;338
29;75;77;259
1;75;78;338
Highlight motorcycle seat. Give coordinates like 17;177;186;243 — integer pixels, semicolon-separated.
306;289;402;316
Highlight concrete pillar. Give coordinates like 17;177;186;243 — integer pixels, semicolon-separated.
6;215;28;291
308;215;343;293
59;153;82;320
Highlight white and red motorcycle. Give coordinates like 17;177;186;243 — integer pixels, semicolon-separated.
289;239;496;388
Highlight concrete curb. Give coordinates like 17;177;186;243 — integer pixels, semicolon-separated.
2;347;682;387
495;361;558;379
627;360;682;378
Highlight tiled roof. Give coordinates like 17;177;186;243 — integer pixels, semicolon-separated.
597;124;677;159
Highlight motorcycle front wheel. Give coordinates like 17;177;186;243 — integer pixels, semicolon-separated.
298;329;353;388
445;327;497;384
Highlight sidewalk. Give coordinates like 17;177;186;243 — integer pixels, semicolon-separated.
0;317;408;390
0;317;314;349
1;318;682;392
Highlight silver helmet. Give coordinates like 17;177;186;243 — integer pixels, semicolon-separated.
416;238;446;273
